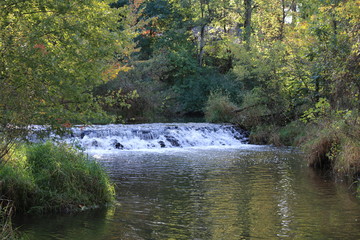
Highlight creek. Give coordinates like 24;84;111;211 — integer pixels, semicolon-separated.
15;123;360;239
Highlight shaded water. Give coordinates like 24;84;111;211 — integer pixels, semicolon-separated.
15;145;360;239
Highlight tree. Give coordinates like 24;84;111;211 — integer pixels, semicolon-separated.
0;0;136;161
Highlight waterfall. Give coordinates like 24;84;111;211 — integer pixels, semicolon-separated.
66;123;248;151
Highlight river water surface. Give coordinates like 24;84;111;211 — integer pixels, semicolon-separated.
15;124;360;239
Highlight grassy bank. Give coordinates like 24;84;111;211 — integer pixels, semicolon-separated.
245;113;360;197
0;142;115;215
250;118;359;170
304;121;360;176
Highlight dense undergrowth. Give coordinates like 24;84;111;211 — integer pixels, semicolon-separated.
0;200;18;240
0;142;115;215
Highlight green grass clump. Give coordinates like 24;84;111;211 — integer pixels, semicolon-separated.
0;146;36;213
0;142;115;214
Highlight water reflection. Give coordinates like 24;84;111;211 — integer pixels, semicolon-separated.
16;147;360;239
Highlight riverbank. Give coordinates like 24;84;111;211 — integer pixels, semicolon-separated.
0;142;115;237
247;115;360;198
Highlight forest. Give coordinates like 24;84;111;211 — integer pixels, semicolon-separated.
92;0;358;175
0;0;359;237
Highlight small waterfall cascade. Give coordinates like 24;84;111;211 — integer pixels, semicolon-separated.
67;123;248;151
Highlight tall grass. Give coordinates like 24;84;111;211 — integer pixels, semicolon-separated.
0;200;18;240
303;112;360;177
0;142;115;215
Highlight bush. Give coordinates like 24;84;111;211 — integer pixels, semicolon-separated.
248;124;279;145
247;121;308;146
204;91;238;123
278;121;307;146
0;142;115;214
232;88;278;130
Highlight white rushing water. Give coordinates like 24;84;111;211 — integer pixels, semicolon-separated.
64;123;248;152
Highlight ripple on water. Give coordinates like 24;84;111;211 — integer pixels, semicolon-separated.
15;146;360;240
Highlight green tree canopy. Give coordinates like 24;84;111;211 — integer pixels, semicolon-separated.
0;0;136;158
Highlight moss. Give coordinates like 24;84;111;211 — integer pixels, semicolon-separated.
0;142;115;215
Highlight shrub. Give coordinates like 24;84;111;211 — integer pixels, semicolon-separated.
246;120;307;146
278;121;307;146
204;91;238;123
232;88;271;130
248;124;279;145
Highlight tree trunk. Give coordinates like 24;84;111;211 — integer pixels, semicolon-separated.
198;0;207;66
199;24;206;66
243;0;252;47
290;0;297;25
279;0;286;40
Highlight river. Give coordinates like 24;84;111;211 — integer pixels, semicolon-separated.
15;123;360;239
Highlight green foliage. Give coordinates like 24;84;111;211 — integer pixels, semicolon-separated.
136;0;190;60
248;125;278;145
247;120;307;146
277;121;307;146
95;53;179;122
174;69;240;114
233;86;289;130
0;0;137;155
105;43;241;121
0;143;115;214
301;98;331;123
204;91;238;123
